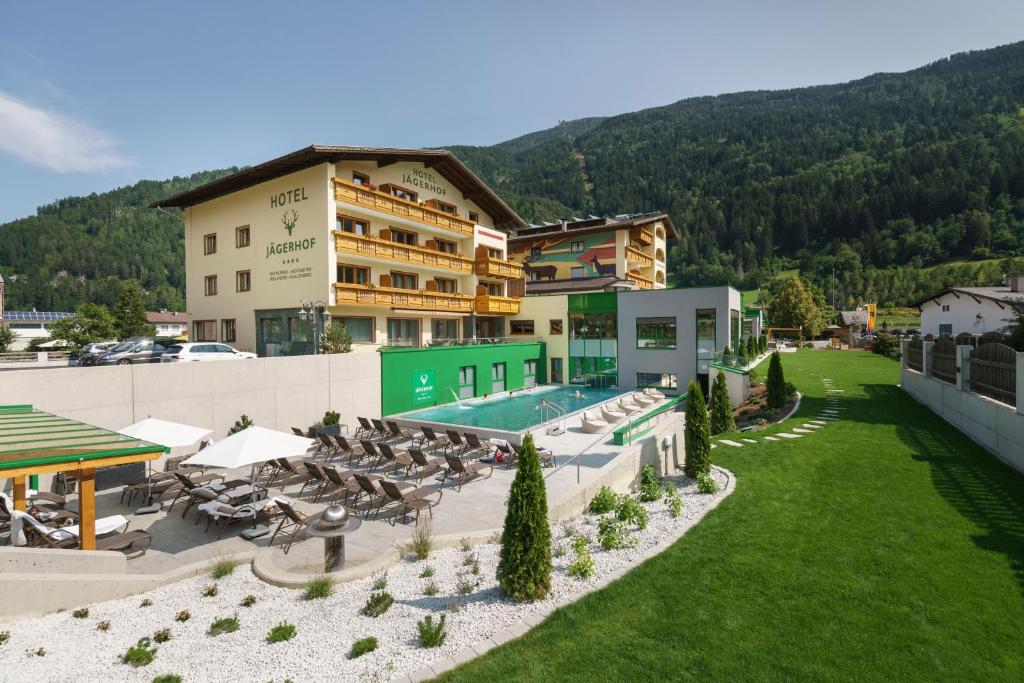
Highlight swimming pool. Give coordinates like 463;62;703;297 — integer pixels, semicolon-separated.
393;385;627;433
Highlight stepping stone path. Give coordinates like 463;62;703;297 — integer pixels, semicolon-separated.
802;423;822;429
764;436;779;441
809;420;827;425
793;427;812;433
719;439;744;447
742;439;757;444
778;432;802;439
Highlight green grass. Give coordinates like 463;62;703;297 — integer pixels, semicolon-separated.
438;351;1024;681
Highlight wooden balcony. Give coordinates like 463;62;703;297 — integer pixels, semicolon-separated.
628;270;654;289
474;251;524;279
333;178;474;238
335;231;473;274
475;294;521;315
629;227;653;246
625;245;654;268
334;283;474;313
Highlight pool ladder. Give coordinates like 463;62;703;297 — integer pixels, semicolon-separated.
537;401;566;435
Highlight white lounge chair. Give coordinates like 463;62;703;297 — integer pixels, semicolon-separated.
643;387;667;400
580;410;610;434
632;392;656;406
601;404;627;422
618;398;642;415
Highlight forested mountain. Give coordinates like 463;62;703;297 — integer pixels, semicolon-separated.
4;41;1024;311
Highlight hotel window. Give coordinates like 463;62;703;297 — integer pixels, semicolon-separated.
530;247;542;260
510;320;534;335
491;362;506;393
570;267;585;279
550;357;563;383
391;271;418;290
203;233;217;255
387;318;420;347
260;318;284;343
435;238;457;254
468;211;479;223
636;317;677;349
432;319;458;341
336;317;373;342
337;215;369;235
487;247;502;258
384;184;417;203
941;304;950;312
338;264;369;285
458;365;475;398
221;319;236;343
482;281;502;296
204;275;217;296
939;323;952;336
236;270;251;292
696;309;717;375
434;277;457;294
637;372;677;390
289;318;312;343
523;359;538;386
570;241;584;253
390;228;417;246
193;320;217;342
235;225;250;248
352;171;370;186
550;319;563;335
435;200;457;214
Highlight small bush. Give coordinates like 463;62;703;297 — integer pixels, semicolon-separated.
417;614;447;648
121;638;157;667
784;381;797;399
616;496;650;530
266;621;297;643
470;557;480;575
570;535;589;554
448;599;462;613
456;576;475;595
26;647;46;657
208;615;240;636
567;549;595;578
210;558;235;579
97;621;111;632
322;410;341;426
201;584;218;598
151;675;182;683
349;636;378;659
408;518;434;560
665;487;683;518
597;517;634;550
174;610;190;623
638;464;664;502
153;628;172;644
72;608;89;619
462;553;475;567
139;599;153;608
303;576;333;600
553;545;566;558
424;581;439;596
418;565;435;578
360;591;394;618
240;595;257;608
0;631;9;645
766;352;786;410
561;522;575;538
371;570;388;591
587;486;618;514
459;537;472;552
697;473;720;494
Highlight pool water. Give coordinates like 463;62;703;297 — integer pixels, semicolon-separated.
396;385;627;432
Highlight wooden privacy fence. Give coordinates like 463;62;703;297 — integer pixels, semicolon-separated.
906;336;923;372
955;332;976;347
930;337;957;384
969;342;1017;407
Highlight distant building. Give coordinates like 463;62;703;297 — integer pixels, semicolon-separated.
909;275;1024;337
1;310;74;350
146;310;189;338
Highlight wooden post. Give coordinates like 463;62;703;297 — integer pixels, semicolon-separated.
12;476;26;511
79;468;96;551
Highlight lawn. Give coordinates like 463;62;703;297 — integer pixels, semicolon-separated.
438;351;1024;681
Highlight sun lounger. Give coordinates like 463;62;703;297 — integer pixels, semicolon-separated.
332;435;365;464
386;420;416;441
601;404;627;423
408;448;446;482
462;433;493;460
443;453;493;491
353;473;409;517
580;410;610;433
377;442;414;476
414;426;450;451
632;392;656;406
16;511;151;557
618;398;642;415
510;441;555;468
322;466;361;503
643;387;667;400
198;498;274;538
379;480;443;526
268;497;314;554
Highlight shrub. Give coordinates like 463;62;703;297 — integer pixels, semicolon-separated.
320;322;353;354
709;372;736;435
139;599;153;608
497;433;553;602
570;535;590;554
872;333;898;356
748;367;761;386
153;628;172;644
151;676;182;683
697;473;720;494
121;638;157;667
419;565;435;578
784;381;797;399
0;631;9;644
424;581;439;596
561;522;575;538
240;595;257;608
459;537;472;552
303;576;333;600
408;518;434;560
72;608;89;619
349;636;379;659
371;570;388;591
553;545;566;558
567;549;595;578
448;599;462;613
597;517;633;550
470;556;480;575
456;576;475;595
360;591;394;618
417;614;447;648
210;558;235;579
227;414;253;435
638;464;664;502
665;487;683;518
587;486;619;513
208;615;240;636
462;553;475;567
745;336;756;359
266;621;297;643
201;584;218;598
97;621;111;632
174;610;190;623
766;352;786;410
684;380;711;478
616;496;650;530
322;410;341;426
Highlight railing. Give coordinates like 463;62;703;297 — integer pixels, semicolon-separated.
970;342;1017;406
334;231;473;273
378;335;541;349
334;283;474;312
906;336;923;372
612;393;687;446
930;336;957;384
475;254;524;279
333;178;475;237
629;227;653;246
625;245;653;268
475;294;521;315
0;351;71;365
628;271;653;289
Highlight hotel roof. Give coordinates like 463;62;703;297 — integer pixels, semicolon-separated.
508;212;679;241
151;145;526;230
908;285;1024;309
2;311;73;322
525;275;639;294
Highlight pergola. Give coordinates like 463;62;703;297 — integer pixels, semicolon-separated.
766;327;803;341
0;405;167;550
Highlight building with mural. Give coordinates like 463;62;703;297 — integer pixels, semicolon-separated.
153;146;527;355
507;213;675;290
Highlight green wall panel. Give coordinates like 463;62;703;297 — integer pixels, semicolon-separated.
380;343;547;415
568;291;618;314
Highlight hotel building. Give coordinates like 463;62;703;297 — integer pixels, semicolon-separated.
154;146;527;355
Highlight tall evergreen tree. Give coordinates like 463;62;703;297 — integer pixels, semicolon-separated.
684;380;711;478
497;433;552;601
745;336;755;359
113;280;156;339
709;373;736;435
767;351;787;410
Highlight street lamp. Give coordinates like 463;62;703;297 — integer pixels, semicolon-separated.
297;300;329;355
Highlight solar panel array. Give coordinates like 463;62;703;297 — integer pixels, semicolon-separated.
2;311;74;322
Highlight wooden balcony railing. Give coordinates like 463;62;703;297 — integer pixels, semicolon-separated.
335;231;473;274
474;254;524;279
334;283;474;313
475;294;521;315
628;271;654;289
333;178;474;237
629;227;653;246
625;245;654;268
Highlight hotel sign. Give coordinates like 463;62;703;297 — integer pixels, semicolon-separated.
401;169;448;197
266;190;316;282
412;369;436;405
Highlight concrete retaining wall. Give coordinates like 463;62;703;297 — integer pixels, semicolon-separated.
709;365;749;407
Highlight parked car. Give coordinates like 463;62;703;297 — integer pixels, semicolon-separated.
890;329;905;337
95;338;178;365
74;341;120;367
160;342;256;363
905;328;920;336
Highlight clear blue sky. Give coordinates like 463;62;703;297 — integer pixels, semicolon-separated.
0;0;1022;222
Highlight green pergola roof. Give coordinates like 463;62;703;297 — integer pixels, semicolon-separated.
0;405;168;472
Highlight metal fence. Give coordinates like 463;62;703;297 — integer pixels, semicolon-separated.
906;336;923;372
930;337;957;384
969;342;1017;406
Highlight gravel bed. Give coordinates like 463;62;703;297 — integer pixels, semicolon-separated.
0;469;728;683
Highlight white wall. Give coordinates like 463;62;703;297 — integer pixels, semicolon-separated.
919;292;1017;337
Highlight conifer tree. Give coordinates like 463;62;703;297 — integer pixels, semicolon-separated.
497;433;552;601
745;336;755;359
113;280;155;339
684;380;711;478
767;351;786;410
710;372;736;435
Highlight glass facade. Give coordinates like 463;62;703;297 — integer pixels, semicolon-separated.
568;292;618;387
696;308;717;379
636;317;677;349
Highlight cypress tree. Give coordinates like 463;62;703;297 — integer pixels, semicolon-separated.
496;432;552;601
745;336;755;359
709;372;735;435
684;380;711;478
767;351;786;410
